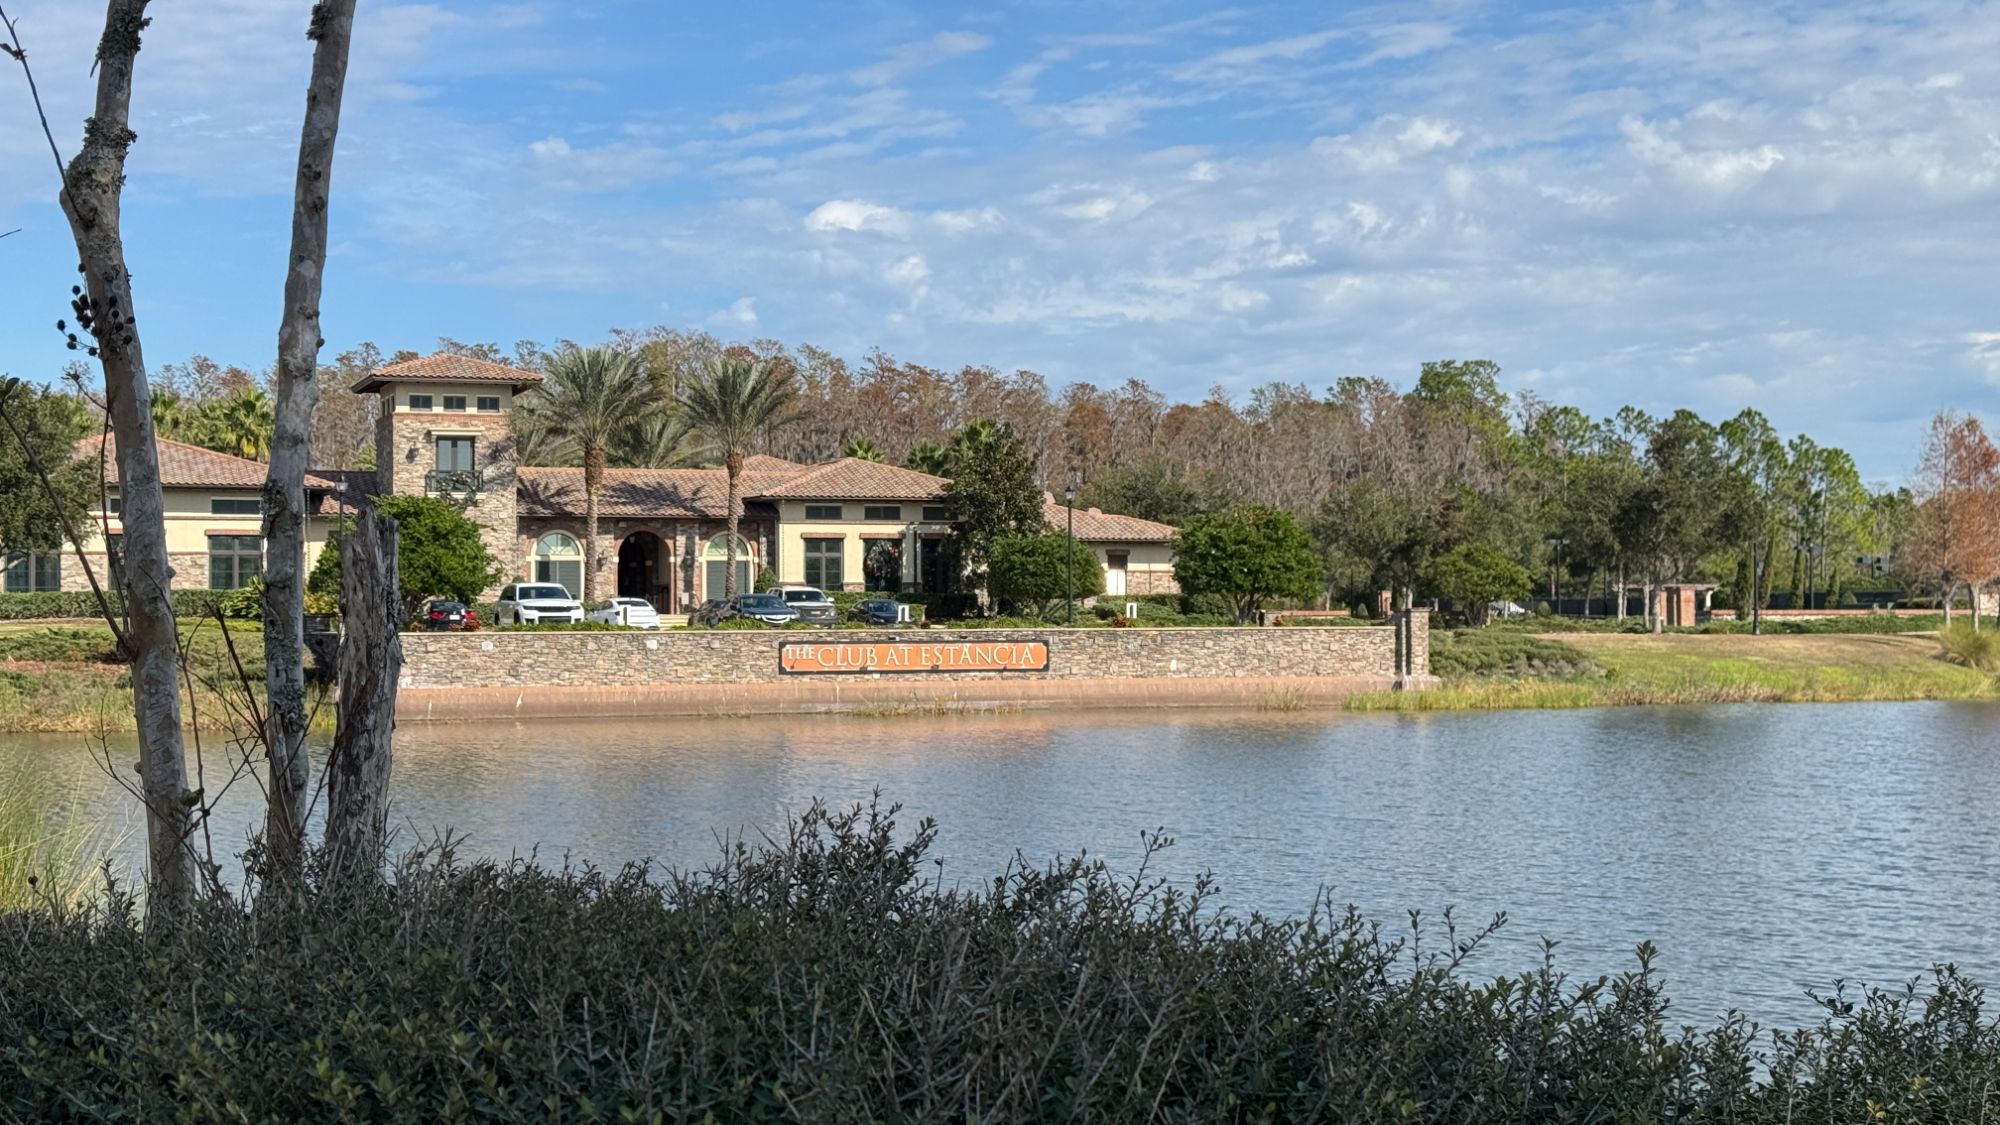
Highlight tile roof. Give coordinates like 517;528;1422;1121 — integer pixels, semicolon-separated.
751;457;950;501
1043;499;1178;543
518;466;774;521
78;434;335;491
350;352;546;393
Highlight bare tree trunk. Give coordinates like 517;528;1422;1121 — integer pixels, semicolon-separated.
262;0;357;880
583;442;603;602
724;451;743;598
326;508;400;877
52;0;199;916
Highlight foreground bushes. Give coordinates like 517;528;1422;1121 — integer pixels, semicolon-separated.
5;804;2000;1121
0;589;231;621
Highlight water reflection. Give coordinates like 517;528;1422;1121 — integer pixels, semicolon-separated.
6;701;1998;1028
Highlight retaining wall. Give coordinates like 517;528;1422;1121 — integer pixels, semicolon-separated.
395;614;1431;721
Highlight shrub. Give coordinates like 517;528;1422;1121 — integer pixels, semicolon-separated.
1431;629;1595;678
1939;623;2000;673
1171;506;1321;623
988;532;1104;620
0;589;232;622
6;804;2000;1120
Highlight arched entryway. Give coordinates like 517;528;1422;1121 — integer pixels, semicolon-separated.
617;531;673;611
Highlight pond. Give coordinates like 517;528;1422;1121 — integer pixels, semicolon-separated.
7;701;1998;1029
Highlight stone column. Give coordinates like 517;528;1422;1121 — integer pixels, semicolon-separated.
1395;608;1432;689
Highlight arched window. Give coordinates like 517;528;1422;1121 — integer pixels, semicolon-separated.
703;533;755;598
534;531;583;597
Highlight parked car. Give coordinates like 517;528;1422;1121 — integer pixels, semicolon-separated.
850;597;906;626
692;598;738;628
588;597;661;629
495;583;584;625
734;592;800;626
421;600;478;631
770;584;839;626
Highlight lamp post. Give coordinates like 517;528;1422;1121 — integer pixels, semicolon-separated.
1064;482;1076;626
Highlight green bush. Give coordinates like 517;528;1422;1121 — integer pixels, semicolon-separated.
1431;629;1595;678
0;589;233;621
6;803;2000;1121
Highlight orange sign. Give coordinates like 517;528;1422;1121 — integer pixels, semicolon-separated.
778;639;1050;675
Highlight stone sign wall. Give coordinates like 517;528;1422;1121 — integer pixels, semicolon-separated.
394;613;1431;721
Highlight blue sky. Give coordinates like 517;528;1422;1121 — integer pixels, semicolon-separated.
3;0;1997;479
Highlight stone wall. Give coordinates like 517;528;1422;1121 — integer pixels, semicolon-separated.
394;614;1433;720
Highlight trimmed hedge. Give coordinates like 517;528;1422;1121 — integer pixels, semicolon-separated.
5;804;2000;1120
0;589;232;621
1432;629;1596;678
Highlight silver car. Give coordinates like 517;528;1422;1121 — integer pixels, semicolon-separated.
771;585;839;627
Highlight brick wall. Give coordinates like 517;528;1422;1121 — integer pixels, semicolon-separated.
395;615;1434;720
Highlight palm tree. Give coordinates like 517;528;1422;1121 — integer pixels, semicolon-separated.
510;393;580;468
539;346;658;602
677;356;801;598
842;436;882;462
904;439;949;476
612;413;700;469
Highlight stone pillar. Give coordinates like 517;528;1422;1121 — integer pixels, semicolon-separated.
1394;608;1433;689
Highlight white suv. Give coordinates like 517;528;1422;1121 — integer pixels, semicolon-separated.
495;583;585;625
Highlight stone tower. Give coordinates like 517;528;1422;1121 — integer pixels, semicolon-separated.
351;353;542;593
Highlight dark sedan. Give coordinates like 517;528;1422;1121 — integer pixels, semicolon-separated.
850;598;905;626
422;600;477;631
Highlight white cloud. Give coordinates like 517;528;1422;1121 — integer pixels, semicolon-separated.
714;297;759;327
850;30;992;87
1968;333;2000;382
804;199;909;234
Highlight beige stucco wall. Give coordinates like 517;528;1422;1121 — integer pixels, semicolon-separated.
55;486;331;591
383;382;519;416
772;501;950;590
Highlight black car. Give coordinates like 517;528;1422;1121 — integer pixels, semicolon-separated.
850;598;905;626
733;593;801;626
422;600;475;631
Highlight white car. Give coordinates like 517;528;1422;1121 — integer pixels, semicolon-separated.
495;583;584;625
587;597;662;629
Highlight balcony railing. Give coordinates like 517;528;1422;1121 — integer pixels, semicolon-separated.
425;468;481;497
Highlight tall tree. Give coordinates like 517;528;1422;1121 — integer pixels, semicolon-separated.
539;347;657;602
261;0;358;880
941;420;1043;592
677;356;800;598
14;0;202;913
1719;409;1786;633
1905;412;2000;626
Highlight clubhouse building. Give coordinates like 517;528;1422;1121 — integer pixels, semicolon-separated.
19;353;1177;609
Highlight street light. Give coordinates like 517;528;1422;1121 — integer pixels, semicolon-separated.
1064;481;1076;626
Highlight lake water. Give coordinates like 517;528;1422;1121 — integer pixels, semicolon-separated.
7;702;1998;1029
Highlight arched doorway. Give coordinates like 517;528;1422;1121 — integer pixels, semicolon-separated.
618;531;672;611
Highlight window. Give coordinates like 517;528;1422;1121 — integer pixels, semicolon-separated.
803;538;843;590
2;550;61;593
864;540;902;591
210;497;262;515
863;505;902;520
532;533;584;597
407;394;434;411
207;535;262;590
106;534;124;590
476;395;501;413
922;506;950;521
703;533;755;598
804;504;843;520
436;437;476;472
106;490;121;515
442;395;467;412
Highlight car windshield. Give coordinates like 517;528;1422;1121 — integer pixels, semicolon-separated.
429;602;463;612
739;595;786;610
518;586;571;600
613;599;647;607
781;589;825;603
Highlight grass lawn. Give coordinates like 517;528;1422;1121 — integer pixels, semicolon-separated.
0;618;328;734
1349;631;1997;712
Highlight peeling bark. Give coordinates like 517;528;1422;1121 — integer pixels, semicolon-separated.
262;0;358;878
55;0;200;916
326;507;401;877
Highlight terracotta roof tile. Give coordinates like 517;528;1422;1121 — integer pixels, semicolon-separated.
518;466;775;521
751;458;949;501
78;435;335;491
1043;499;1177;543
350;352;545;393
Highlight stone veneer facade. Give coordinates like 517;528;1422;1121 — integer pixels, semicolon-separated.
374;404;519;584
393;613;1433;720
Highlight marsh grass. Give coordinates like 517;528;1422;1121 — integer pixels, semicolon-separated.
0;772;116;911
1938;622;2000;673
1354;632;1997;712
